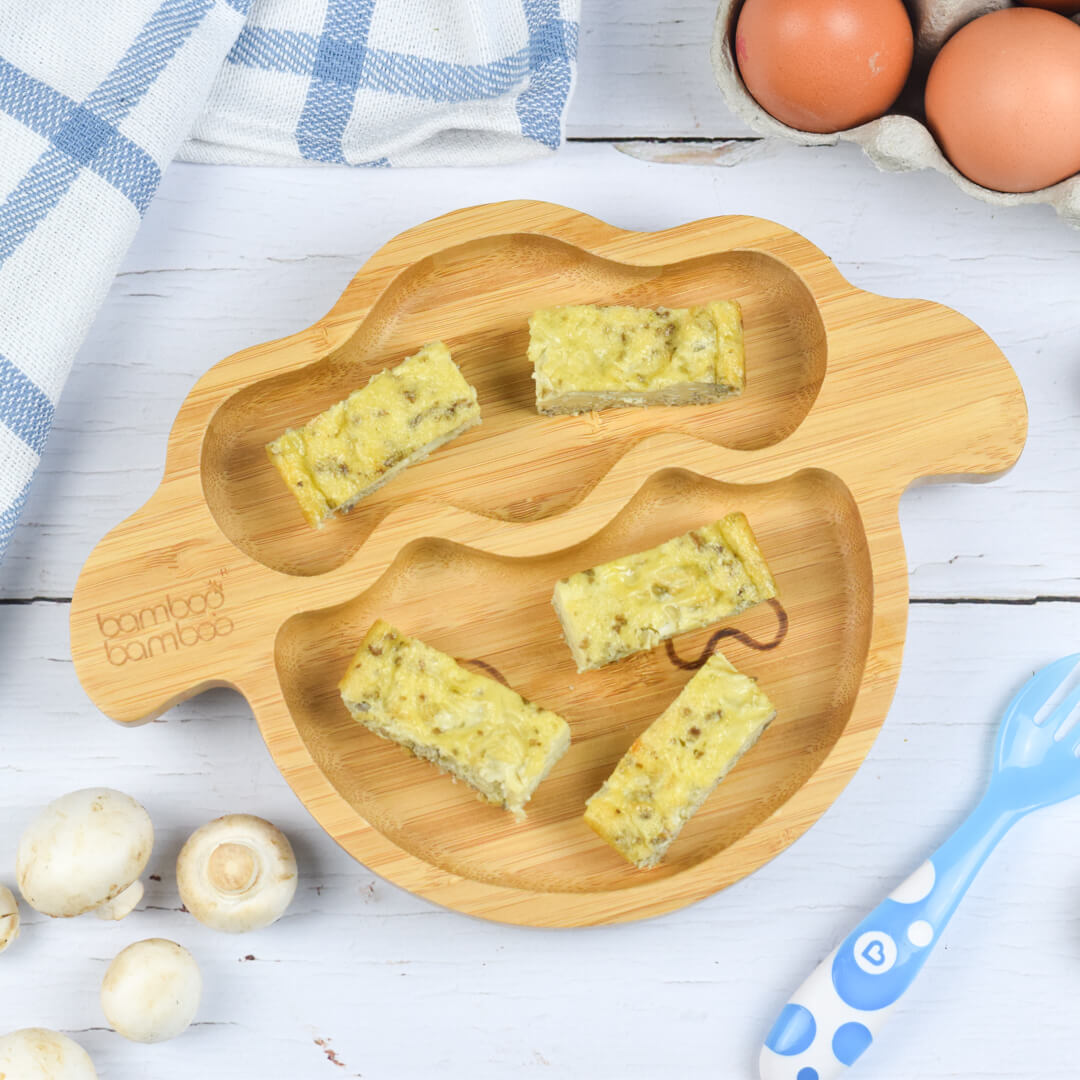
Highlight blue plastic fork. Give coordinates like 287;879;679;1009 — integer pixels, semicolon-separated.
760;654;1080;1080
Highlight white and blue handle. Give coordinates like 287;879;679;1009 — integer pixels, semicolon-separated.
760;796;1019;1080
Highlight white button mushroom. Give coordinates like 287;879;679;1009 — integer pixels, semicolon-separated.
17;788;152;919
0;885;19;953
177;815;297;933
0;1028;97;1079
101;938;202;1043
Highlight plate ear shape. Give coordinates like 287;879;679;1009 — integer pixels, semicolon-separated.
802;293;1027;495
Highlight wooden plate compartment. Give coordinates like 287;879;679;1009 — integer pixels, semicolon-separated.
201;240;828;577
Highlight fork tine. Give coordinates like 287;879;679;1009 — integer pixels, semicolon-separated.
1029;654;1080;725
1055;684;1080;742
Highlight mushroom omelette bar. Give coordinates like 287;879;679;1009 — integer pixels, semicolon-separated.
339;621;571;819
267;342;480;527
529;301;745;415
585;651;776;868
552;512;776;672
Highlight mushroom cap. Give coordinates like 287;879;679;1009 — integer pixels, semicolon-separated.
177;814;297;933
0;885;19;953
101;939;201;1043
17;789;153;917
0;1028;97;1079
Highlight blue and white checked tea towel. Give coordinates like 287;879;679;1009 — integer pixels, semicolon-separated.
0;0;579;560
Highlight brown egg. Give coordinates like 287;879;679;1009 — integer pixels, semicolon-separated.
925;8;1080;192
1018;0;1080;14
735;0;914;134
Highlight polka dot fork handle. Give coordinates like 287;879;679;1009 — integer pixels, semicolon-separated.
761;653;1080;1080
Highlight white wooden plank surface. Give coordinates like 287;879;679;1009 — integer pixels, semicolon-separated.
569;0;755;139
1;601;1078;1079
3;3;1080;1077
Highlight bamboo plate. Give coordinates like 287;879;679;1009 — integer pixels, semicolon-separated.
70;201;1027;927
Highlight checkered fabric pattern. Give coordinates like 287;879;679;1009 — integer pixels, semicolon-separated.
184;0;579;165
0;0;580;563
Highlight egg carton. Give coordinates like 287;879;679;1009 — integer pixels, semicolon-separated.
710;0;1080;226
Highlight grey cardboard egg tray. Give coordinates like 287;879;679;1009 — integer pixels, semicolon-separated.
711;0;1080;226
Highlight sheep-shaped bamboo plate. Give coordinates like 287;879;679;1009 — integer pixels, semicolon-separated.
70;201;1027;927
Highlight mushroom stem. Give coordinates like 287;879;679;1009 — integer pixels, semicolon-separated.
207;842;259;895
0;887;19;954
93;879;144;921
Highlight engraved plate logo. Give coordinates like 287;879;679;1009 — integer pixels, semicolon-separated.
96;580;233;665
